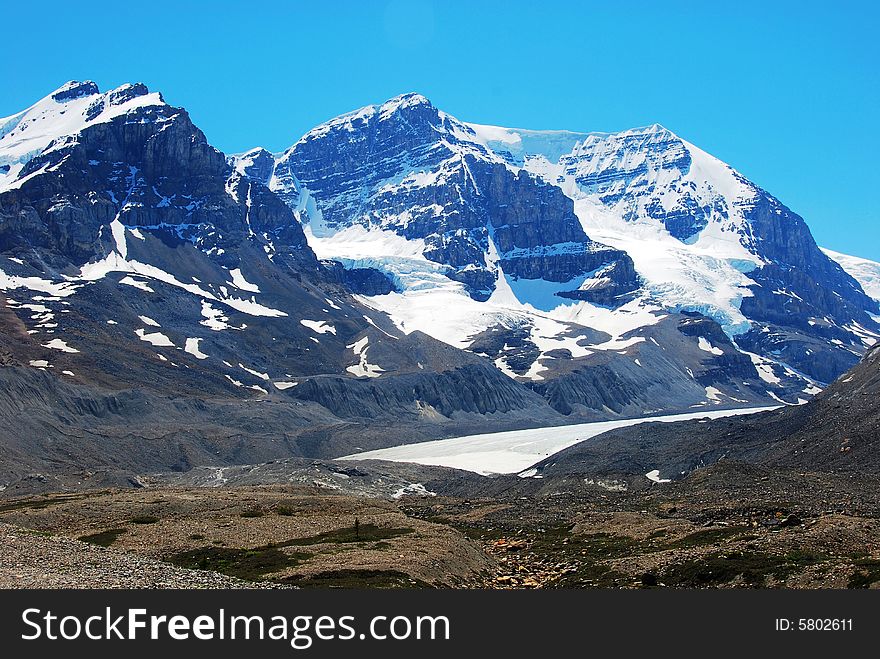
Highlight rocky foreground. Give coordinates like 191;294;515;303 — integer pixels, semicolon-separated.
0;522;270;588
2;461;879;589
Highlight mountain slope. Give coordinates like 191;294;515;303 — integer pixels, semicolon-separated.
530;341;880;481
472;121;879;383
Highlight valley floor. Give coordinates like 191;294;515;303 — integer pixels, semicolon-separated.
1;462;879;589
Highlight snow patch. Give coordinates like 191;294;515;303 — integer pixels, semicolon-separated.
346;336;384;378
645;469;671;484
184;337;208;360
118;277;155;292
300;319;336;335
705;386;723;403
228;268;260;293
697;336;723;355
135;328;174;347
43;338;79;353
391;483;436;499
239;363;269;381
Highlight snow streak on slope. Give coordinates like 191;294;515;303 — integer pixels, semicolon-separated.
572;196;757;335
822;248;880;304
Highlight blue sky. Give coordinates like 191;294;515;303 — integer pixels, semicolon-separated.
3;1;878;260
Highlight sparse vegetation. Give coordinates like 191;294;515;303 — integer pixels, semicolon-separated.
660;550;827;587
286;524;413;546
662;526;754;550
169;546;312;581
848;559;880;588
79;528;127;547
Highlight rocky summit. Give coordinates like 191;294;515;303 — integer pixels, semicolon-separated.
1;82;879;487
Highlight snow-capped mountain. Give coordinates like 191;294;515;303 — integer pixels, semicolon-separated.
2;81;879;485
0;81;166;193
477;120;879;383
238;92;878;408
1;82;565;483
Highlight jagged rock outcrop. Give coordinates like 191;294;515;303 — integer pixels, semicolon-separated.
321;259;397;295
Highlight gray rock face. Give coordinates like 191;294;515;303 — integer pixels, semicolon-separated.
733;195;879;381
288;362;546;420
1;99;314;273
50;80;100;103
229;148;276;184
559;124;710;241
526;313;776;417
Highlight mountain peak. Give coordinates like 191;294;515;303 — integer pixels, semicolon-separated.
229;147;276;183
380;92;432;110
644;122;669;133
603;122;676;140
0;80;169;193
375;92;435;121
299;92;437;143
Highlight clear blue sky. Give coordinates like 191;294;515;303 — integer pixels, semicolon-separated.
2;1;878;260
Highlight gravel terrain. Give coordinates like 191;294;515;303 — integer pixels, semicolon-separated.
0;522;271;588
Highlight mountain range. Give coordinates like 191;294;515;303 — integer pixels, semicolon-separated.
1;81;878;484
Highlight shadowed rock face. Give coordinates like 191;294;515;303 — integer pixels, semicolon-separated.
734;196;879;382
